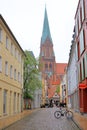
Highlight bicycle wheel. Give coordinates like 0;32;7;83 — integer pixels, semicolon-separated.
54;111;61;119
65;111;73;119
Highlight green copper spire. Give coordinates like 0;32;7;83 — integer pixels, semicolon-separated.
41;7;52;44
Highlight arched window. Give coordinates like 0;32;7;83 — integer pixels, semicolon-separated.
45;64;48;68
49;63;52;68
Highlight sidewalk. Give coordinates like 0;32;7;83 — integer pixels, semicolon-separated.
0;109;39;130
73;111;87;130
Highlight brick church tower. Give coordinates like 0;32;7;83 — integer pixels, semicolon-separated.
40;7;55;81
39;7;56;104
39;7;67;105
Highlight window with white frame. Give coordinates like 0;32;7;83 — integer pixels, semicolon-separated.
5;61;8;75
3;90;7;114
0;28;2;42
0;56;2;72
6;36;9;49
10;65;13;78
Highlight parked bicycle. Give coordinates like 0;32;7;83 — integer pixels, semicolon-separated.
54;107;73;119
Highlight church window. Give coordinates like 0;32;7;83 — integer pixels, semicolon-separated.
49;63;52;68
45;64;48;68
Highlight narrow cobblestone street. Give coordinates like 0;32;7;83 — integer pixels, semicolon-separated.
4;108;81;130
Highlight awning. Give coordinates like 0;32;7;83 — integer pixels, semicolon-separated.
79;83;87;89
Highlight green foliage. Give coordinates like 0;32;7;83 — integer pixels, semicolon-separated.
23;50;42;99
56;85;60;94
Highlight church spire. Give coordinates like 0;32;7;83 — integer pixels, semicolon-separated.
41;7;52;44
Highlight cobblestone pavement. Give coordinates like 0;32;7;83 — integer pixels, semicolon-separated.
4;108;81;130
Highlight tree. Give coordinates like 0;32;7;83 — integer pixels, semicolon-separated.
56;85;60;94
23;50;42;100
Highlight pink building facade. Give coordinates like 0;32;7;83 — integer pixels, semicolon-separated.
75;0;87;113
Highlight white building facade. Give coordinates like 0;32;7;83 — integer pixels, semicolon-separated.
67;31;79;112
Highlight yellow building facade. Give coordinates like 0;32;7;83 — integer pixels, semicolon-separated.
0;15;25;127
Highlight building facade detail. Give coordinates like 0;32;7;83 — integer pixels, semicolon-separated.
75;0;87;113
67;28;79;112
0;15;25;121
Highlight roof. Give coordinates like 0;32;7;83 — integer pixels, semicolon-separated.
29;51;35;58
41;7;52;44
48;85;57;98
56;63;67;74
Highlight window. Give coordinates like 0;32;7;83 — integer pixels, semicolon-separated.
0;28;2;42
0;88;2;115
79;29;85;55
18;52;20;62
83;58;85;79
77;17;79;33
78;9;81;29
77;41;80;60
3;90;7;114
9;91;12;115
80;7;82;25
83;29;86;49
11;43;13;55
5;61;8;75
81;58;85;80
14;69;16;80
10;65;13;78
80;63;82;82
6;36;9;49
78;64;80;82
75;18;78;36
13;92;16;113
15;48;16;58
0;56;2;72
18;72;20;82
49;63;52;68
16;50;18;59
45;64;48;68
84;53;87;77
82;0;85;21
20;55;21;63
17;93;19;112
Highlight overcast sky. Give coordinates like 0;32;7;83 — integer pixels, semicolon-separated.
0;0;79;63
